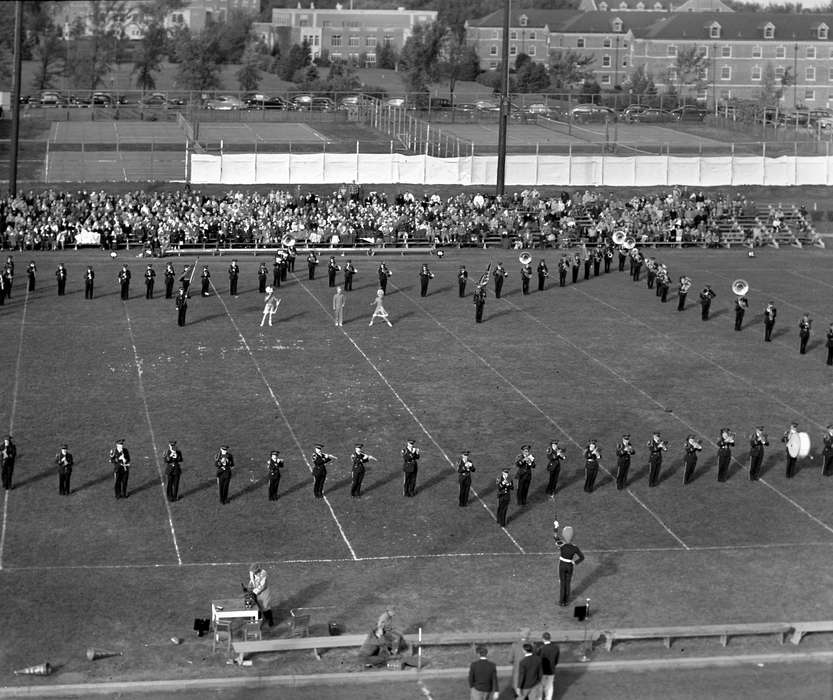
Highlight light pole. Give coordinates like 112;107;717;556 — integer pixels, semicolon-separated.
711;43;717;113
613;35;620;89
496;0;511;196
792;38;798;109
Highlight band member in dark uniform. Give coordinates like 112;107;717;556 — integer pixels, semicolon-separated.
418;264;433;297
618;246;627;272
456;450;475;506
118;264;131;300
179;266;191;296
200;265;211;296
749;426;768;481
307;252;319;280
215;444;233;504
782;423;800;478
699;285;716;321
109;439;131;499
545;440;565;498
272;256;282;288
458;265;468;297
496;468;513;527
0;273;5;305
582;251;591;281
734;294;749;331
56;443;73;495
763;302;777;341
677;276;691;311
716;428;735;482
494;262;508;298
657;266;670;302
311;443;334;498
378;263;391;294
558;256;569;287
470;282;486;322
632;250;643;281
826;323;833;366
351;443;373;498
328;257;340;287
402;439;420;497
645;258;656;289
558;526;584;607
583;440;601;493
1;436;17;490
257;262;268;293
228;259;240;296
56;263;68;296
593;247;602;276
515;445;535;506
164;262;176;298
520;261;532;295
823;425;833;476
164;440;183;502
603;245;613;273
647;432;667;487
175;287;188;326
344;260;357;291
267;450;284;501
144;264;156;299
571;253;581;284
84;266;95;299
26;261;36;292
2;259;12;298
615;434;635;490
286;246;296;273
682;435;703;485
281;251;289;282
799;314;812;354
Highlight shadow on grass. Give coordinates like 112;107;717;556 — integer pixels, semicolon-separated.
572;553;618;600
362;468;402;496
278;311;306;323
324;475;354;495
277;479;312;500
188;312;230;326
75;471;114;493
417;470;451;494
428;284;453;296
230;477;265;502
15;467;54;489
178;478;215;500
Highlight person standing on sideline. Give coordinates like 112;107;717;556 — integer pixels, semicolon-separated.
164;440;183;502
248;564;273;627
165;262;176;298
799;313;812;354
558;525;584;607
473;284;486;323
228;259;240;296
509;629;532;697
26;261;36;292
118;264;131;300
109;439;131;499
402;439;420;497
311;443;334;498
716;428;735;483
515;644;543;700
333;286;346;327
215;445;234;504
468;646;499;700
84;266;95;299
267;450;284;501
144;264;156;299
515;444;535;506
545;440;565;498
369;289;392;327
1;436;17;490
536;632;560;700
175;287;188;326
496;468;513;526
457;450;475;506
764;301;777;342
749;426;768;481
56;443;73;495
56;263;68;296
458;265;468;297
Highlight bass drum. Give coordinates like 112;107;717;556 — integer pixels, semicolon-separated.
787;431;811;458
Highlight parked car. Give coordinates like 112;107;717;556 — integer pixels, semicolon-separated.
809;108;833;127
475;99;500;112
631;108;675;123
140;93;183;107
39;91;68;107
524;102;554;117
427;97;452;111
204;95;245;110
672;106;707;121
383;97;406;108
309;96;335;111
570;104;617;123
780;110;810;126
620;104;648;122
245;94;290;110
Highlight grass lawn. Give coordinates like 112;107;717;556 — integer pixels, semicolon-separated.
0;245;832;688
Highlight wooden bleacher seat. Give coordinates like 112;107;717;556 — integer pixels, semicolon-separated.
790;621;833;645
603;622;792;652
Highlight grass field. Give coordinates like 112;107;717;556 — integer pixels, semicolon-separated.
1;245;833;692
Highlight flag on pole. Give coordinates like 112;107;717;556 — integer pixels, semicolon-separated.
477;261;492;287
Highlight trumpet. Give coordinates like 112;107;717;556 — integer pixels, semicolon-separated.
518;252;532;265
686;437;704;451
679;276;692;293
648;439;668;451
586;445;601;459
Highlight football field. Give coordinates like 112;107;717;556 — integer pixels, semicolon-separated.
0;245;832;688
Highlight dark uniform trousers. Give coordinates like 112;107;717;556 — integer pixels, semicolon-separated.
584;462;598;493
458;474;471;506
165;276;175;298
496;492;511;526
749;446;764;480
403;465;418;497
58;464;72;495
682;452;698;484
616;456;630;490
648;452;662;487
350;466;365;498
516;469;532;505
677;292;687;311
558;560;574;607
166;466;181;502
313;466;327;498
717;448;731;482
217;468;231;503
113;465;129;499
494;277;504;298
545;460;561;496
268;471;282;500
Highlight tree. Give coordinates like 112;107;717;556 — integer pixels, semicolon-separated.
132;20;167;91
757;62;783;108
398;21;445;107
625;65;656;98
514;53;550;92
277;40;311;81
176;29;222;92
31;24;65;91
203;9;254;64
436;30;480;101
377;42;398;70
672;45;708;101
236;41;262;92
548;49;595;90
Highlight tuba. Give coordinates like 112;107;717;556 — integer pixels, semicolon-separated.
281;234;296;248
518;252;532;265
612;231;627;245
732;279;749;296
623;237;636;250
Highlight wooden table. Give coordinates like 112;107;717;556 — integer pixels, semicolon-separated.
211;598;260;627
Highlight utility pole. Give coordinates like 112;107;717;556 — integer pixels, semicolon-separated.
8;0;24;197
496;0;511;196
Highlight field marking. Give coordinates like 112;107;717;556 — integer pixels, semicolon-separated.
4;540;832;572
787;269;833;290
297;123;328;142
209;280;358;561
293;278;526;554
387;283;690;551
569;285;833;537
0;286;32;571
123;308;183;566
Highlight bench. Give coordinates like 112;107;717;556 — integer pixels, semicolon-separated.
603;623;792;652
790;621;833;645
232;634;366;664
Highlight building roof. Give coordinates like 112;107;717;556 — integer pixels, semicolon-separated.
639;12;833;40
581;0;733;11
560;11;666;33
466;9;581;29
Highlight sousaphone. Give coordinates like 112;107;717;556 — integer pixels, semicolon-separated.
731;279;749;296
281;234;296;248
518;252;532;265
612;231;627;245
622;237;636;250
